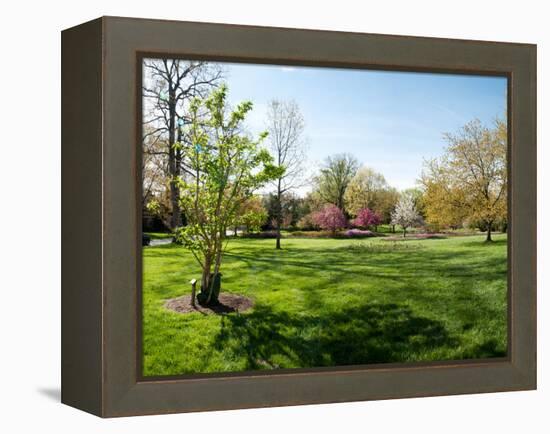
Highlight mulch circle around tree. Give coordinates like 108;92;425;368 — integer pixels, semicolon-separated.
164;293;254;315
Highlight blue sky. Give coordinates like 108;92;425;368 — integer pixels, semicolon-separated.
221;62;507;192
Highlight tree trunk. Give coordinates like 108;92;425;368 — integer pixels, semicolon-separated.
199;253;221;306
201;257;212;297
206;238;224;304
275;181;282;250
403;227;406;238
486;222;493;242
169;178;180;229
168;89;181;230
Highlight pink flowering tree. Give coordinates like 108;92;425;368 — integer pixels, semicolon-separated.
352;207;382;231
312;204;348;234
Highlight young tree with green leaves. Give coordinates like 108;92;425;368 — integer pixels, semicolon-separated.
175;85;283;305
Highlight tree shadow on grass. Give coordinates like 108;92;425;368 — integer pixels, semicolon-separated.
462;338;507;359
460;237;507;248
224;248;506;281
213;302;461;370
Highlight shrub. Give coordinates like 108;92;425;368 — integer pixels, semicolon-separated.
297;213;319;230
172;229;185;245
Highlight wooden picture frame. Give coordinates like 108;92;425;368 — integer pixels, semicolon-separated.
61;16;536;417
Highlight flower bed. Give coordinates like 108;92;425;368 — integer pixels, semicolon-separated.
345;229;375;238
241;229;380;239
382;233;446;241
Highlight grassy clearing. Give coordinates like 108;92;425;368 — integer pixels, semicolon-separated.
144;232;173;240
142;234;507;376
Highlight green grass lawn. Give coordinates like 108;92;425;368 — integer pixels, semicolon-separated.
142;234;507;376
144;232;173;240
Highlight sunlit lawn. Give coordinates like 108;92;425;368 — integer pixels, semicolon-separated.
144;232;173;240
142;234;507;376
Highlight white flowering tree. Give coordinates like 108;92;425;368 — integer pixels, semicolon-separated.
391;193;423;237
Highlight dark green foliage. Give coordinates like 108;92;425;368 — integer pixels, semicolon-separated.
262;192;310;229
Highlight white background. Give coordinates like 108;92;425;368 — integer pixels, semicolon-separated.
0;0;547;432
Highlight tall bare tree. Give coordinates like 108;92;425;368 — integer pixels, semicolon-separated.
266;100;307;249
142;59;223;230
142;126;168;206
142;125;172;228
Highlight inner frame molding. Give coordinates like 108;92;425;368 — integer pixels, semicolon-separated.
61;16;536;417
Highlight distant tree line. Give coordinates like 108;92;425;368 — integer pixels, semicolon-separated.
142;59;507;246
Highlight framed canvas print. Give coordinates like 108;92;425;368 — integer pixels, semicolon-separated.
61;16;536;417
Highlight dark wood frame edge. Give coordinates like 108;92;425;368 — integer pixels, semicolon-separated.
61;16;536;418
